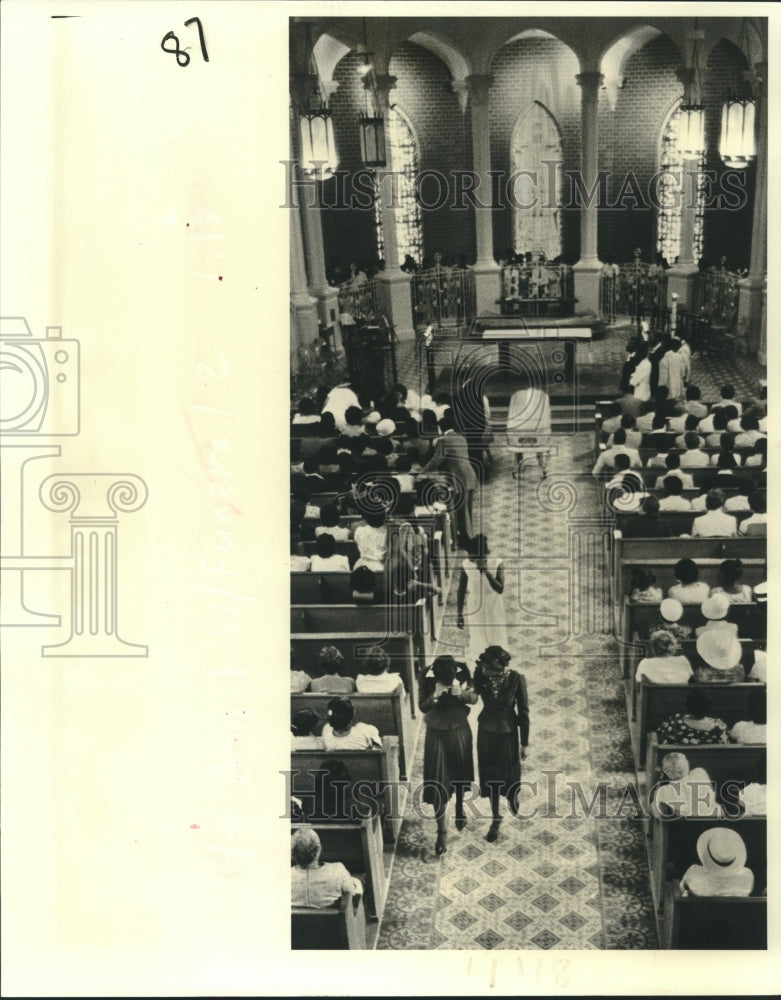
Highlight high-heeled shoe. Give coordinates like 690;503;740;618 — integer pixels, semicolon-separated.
435;831;448;855
455;816;467;832
485;820;502;843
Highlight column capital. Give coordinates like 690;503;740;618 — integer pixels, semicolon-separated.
40;474;148;520
576;71;603;91
465;74;494;106
372;74;398;108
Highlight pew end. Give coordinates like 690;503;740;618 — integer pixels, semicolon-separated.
661;881;766;949
291;890;367;949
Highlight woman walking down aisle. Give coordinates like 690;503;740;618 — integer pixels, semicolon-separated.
473;646;530;842
457;535;508;666
418;656;478;856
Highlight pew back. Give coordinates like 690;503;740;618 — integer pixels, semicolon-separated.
291;892;367;949
661;882;766;949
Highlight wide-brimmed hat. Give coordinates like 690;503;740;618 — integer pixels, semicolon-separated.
660;597;684;623
696;827;747;871
701;593;730;621
696;630;741;671
376;418;396;437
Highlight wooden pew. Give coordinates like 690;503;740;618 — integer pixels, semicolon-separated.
291;816;386;919
661;882;766;949
619;599;766;675
301;539;360;566
634;682;766;767
291;891;367;949
644;734;766;815
292;688;411;780
291;572;387;605
633;466;754;490
291;631;419;718
290;742;403;843
614;510;758;538
290;602;434;660
648;815;766;913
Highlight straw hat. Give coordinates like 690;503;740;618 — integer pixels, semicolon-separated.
364;411;381;425
701;593;730;621
660;597;684;623
696;827;747;871
376;418;396;437
696;630;741;671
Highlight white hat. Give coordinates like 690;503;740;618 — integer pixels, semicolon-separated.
701;593;730;621
696;630;741;671
696;827;747;871
364;411;381;425
376;419;396;437
660;597;684;623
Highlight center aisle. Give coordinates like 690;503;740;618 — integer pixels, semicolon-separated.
377;434;658;950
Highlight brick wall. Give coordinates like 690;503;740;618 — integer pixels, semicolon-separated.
489;36;582;262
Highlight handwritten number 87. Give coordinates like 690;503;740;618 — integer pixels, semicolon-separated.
162;17;209;66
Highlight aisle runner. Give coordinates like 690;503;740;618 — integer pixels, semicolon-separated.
377;436;657;950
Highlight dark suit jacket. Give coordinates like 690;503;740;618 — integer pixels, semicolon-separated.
423;430;478;491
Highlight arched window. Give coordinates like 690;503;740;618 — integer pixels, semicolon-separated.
656;102;706;265
374;107;424;267
510;102;562;261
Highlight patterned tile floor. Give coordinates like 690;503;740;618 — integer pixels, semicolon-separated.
378;436;658;949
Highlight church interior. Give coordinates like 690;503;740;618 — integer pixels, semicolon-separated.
288;15;768;951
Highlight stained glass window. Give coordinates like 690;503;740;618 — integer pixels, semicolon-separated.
657;102;706;265
374;107;423;268
510;103;563;261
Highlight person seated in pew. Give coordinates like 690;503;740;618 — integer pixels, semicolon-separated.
291;708;326;750
671;414;705;452
355;645;404;694
391;452;415;493
734;412;765;450
310;533;351;574
655;597;693;641
653;452;694;490
606;413;643;450
711;558;754;604
668;559;711;605
352;508;388;573
722;481;755;514
294;487;321;522
309;647;356;694
622;496;676;538
747;648;766;684
317;443;341;475
702;408;730;448
321;697;382;750
350;566;376;604
644;411;676;453
291;827;364;909
728;688;766;745
680;828;753;898
600;393;643;436
708;433;741;468
653;751;722;818
341;405;368;439
290;541;311;573
635;400;659;433
683;384;709;420
657;688;728;746
738;492;767;537
689;490;737;538
315;504;351;542
679;431;711;469
591;428;641;477
606;468;647;514
291;666;312;693
692;630;745;684
712;383;743;417
737;756;766;816
744;437;767;469
629;568;663;603
695;593;739;638
636;630;693;684
658;476;693;512
292;396;322;426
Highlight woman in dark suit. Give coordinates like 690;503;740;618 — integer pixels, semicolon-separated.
418;655;478;856
473;646;530;842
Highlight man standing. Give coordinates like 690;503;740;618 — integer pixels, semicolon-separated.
658;338;688;402
423;411;478;548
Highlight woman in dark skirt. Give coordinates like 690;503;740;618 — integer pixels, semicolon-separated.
473;645;530;842
418;655;478;855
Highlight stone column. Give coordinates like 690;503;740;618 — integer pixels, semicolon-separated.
573;71;603;316
738;61;767;363
667;68;702;313
373;74;414;340
289;174;320;370
39;474;149;657
466;74;501;315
